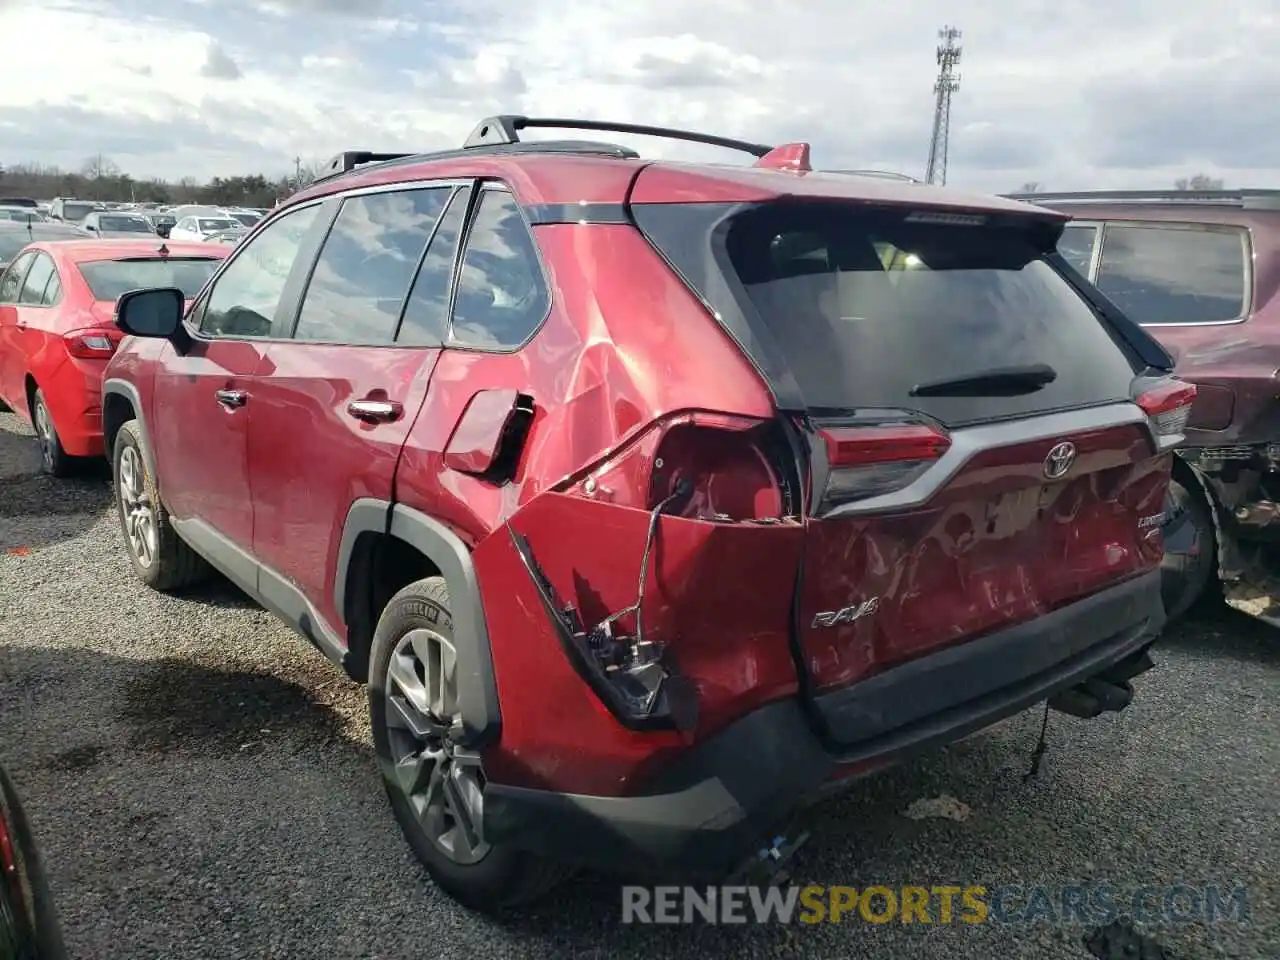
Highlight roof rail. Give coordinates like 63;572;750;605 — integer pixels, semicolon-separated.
827;169;922;183
310;140;643;186
463;115;774;158
1005;189;1280;211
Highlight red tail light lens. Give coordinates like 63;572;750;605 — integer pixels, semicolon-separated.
63;326;122;359
559;413;791;522
818;422;951;505
1135;379;1197;439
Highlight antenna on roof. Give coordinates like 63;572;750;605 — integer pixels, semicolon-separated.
463;115;775;158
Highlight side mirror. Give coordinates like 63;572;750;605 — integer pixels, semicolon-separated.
83;224;97;232
116;287;184;338
156;225;171;238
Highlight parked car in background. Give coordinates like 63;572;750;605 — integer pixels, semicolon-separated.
0;238;226;475
101;115;1188;911
0;206;48;223
1010;188;1280;625
48;198;104;224
81;211;161;238
141;212;176;238
0;221;86;270
168;215;247;243
0;762;68;960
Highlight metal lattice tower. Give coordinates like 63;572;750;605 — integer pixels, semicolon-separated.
925;26;962;186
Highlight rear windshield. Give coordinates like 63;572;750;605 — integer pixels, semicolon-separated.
0;232;30;262
77;257;220;301
61;202;98;221
99;215;154;233
635;202;1140;427
198;218;240;233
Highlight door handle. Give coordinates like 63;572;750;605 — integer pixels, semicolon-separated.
215;388;247;409
347;399;403;424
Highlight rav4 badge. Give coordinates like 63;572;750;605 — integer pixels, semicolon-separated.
812;597;880;629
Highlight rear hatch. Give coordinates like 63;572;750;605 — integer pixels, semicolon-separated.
631;194;1173;730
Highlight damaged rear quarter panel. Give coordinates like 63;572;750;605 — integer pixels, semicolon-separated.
473;492;804;797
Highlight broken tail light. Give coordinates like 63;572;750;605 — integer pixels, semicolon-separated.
62;326;122;359
559;412;796;522
1135;379;1197;442
817;422;952;507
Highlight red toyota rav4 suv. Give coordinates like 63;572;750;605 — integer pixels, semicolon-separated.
101;116;1191;910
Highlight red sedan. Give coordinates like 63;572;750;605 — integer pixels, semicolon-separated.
0;239;228;475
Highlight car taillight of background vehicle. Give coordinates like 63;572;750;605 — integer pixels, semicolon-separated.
558;412;794;522
1134;379;1197;443
817;421;951;508
62;327;123;359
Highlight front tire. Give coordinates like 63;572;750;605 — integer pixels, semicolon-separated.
112;420;207;590
369;577;571;912
1161;475;1218;621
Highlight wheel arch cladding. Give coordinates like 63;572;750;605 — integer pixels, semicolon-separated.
101;379;149;465
335;498;502;745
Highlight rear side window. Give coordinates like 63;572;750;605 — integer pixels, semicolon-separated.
1095;224;1247;325
1057;224;1098;275
18;254;54;304
398;187;471;347
449;190;549;350
637;202;1140;427
292;187;449;344
78;258;220;301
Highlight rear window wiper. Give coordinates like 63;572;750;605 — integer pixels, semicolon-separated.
909;363;1058;397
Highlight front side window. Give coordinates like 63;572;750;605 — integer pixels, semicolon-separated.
449;190;549;349
199;204;320;338
292;188;449;344
1095;224;1248;325
18;254;55;305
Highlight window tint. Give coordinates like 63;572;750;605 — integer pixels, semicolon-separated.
19;255;55;304
0;252;33;302
200;203;320;338
79;258;220;301
293;188;448;344
398;187;471;346
1095;225;1247;325
42;270;61;305
1057;224;1097;276
638;202;1139;428
450;191;548;349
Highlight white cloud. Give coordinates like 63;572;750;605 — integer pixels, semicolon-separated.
0;0;1277;191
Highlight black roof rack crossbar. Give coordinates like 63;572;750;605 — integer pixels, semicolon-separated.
463;115;774;158
1004;189;1280;211
827;169;922;183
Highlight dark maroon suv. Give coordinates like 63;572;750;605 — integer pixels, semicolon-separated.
1011;189;1280;625
100;117;1190;910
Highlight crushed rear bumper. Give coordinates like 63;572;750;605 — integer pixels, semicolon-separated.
483;569;1165;875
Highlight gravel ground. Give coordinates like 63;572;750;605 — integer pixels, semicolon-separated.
0;409;1276;960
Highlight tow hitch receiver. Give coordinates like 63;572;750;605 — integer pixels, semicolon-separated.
727;828;811;886
1048;649;1154;719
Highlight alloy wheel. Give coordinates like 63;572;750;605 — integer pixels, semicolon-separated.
32;400;54;473
383;627;490;865
117;446;157;568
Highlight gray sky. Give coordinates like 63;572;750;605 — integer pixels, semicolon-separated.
1;0;1276;192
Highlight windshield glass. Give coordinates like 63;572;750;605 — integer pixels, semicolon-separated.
61;202;98;222
0;232;31;262
197;218;240;233
77;257;221;301
229;212;261;227
99;216;154;233
0;209;44;222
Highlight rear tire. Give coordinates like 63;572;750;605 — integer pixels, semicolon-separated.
1160;475;1217;622
369;577;572;912
31;389;75;478
112;420;207;591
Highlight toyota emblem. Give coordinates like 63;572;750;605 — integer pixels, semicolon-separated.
1043;441;1077;480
